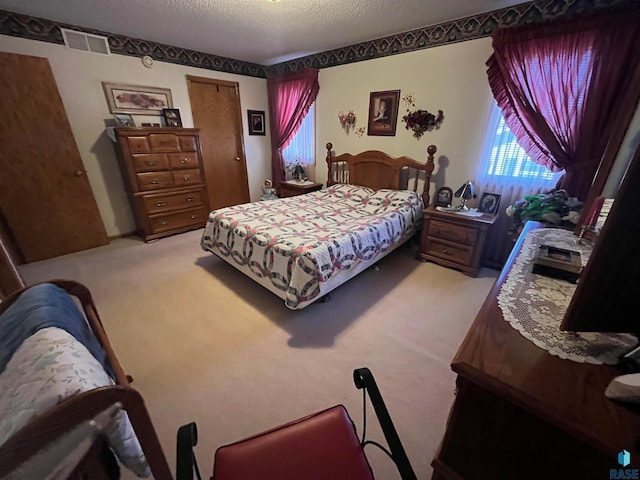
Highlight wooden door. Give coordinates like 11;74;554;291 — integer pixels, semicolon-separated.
186;76;250;209
0;53;108;262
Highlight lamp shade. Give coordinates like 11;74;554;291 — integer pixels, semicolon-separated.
454;181;477;200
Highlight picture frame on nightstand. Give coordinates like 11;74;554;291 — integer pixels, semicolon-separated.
435;187;453;207
478;192;501;215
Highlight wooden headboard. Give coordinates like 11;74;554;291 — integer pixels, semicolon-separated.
325;143;437;206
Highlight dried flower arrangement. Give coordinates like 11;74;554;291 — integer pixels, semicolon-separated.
338;111;357;133
400;93;444;139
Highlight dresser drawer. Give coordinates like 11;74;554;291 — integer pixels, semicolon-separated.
179;136;197;151
132;154;168;172
142;189;205;214
136;171;174;191
425;237;474;266
149;134;180;152
127;136;150;153
172;169;202;187
149;207;208;234
428;219;478;246
168;152;199;169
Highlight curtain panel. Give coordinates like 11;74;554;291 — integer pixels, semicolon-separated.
486;9;640;201
266;69;319;184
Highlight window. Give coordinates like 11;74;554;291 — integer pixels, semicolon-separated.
282;104;315;180
476;102;563;187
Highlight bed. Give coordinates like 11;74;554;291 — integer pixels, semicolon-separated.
200;142;437;310
0;280;172;479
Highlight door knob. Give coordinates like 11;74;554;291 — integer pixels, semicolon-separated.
74;170;84;176
234;156;240;161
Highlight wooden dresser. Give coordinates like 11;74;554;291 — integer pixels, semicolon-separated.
431;221;640;479
114;127;210;241
418;207;497;277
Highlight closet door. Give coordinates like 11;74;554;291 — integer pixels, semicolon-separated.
0;52;108;262
186;75;250;209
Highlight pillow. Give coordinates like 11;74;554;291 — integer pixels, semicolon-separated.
363;189;423;212
321;183;375;204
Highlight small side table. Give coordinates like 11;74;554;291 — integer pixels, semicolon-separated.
418;207;498;277
277;181;323;198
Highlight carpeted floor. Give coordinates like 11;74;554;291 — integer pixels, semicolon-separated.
18;228;499;479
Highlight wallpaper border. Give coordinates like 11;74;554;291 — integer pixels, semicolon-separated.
0;0;634;78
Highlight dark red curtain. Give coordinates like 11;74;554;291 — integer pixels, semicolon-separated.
266;69;319;184
486;9;640;200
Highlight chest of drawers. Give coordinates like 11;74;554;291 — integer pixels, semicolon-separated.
114;127;210;241
418;207;497;277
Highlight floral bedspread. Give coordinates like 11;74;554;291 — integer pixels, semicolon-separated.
0;327;150;477
200;184;423;309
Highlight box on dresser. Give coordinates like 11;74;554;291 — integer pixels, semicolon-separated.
113;127;210;241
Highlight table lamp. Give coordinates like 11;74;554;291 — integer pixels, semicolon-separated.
454;180;476;210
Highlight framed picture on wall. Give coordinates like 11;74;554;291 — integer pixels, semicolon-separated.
162;108;182;127
248;110;265;135
102;82;173;115
367;90;400;136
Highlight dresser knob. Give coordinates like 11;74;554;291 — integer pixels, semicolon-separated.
183;175;191;181
74;170;84;177
161;221;169;226
156;202;166;207
150;179;159;184
186;197;194;202
146;160;157;166
180;157;189;164
190;214;197;219
442;248;450;255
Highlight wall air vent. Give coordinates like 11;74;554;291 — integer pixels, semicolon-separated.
61;28;110;55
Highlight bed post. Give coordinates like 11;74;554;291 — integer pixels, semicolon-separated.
423;145;437;207
326;142;334;186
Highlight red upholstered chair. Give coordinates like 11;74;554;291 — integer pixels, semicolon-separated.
176;368;416;480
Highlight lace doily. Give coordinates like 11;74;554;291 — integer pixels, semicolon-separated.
497;228;636;365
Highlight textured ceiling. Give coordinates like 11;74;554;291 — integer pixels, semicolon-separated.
0;0;528;65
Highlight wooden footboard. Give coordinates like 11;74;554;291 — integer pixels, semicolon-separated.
325;143;437;206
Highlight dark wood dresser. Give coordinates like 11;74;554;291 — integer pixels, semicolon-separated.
431;221;640;479
114;127;210;241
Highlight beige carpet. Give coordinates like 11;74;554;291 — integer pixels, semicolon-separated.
18;228;499;479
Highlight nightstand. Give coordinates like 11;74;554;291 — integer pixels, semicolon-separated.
277;181;323;198
418;207;497;277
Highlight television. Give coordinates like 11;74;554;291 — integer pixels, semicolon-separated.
560;141;640;335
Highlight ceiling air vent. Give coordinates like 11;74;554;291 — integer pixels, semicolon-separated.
61;28;110;55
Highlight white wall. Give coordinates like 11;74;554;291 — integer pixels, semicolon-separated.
315;38;496;202
0;34;271;237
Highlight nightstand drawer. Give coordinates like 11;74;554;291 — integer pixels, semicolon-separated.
425;237;474;266
428;219;478;246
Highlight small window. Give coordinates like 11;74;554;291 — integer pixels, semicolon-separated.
476;103;562;187
282;103;315;180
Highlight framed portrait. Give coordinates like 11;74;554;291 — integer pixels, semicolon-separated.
478;192;502;215
162;108;182;127
102;82;173;116
435;187;453;207
367;90;400;136
248;110;265;136
113;113;135;127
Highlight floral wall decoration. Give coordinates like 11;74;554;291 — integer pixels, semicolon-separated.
401;93;444;139
338;110;357;134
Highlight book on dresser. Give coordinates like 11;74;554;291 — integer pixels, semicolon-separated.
113;127;210;241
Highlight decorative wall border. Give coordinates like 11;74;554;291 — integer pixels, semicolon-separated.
0;0;635;78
